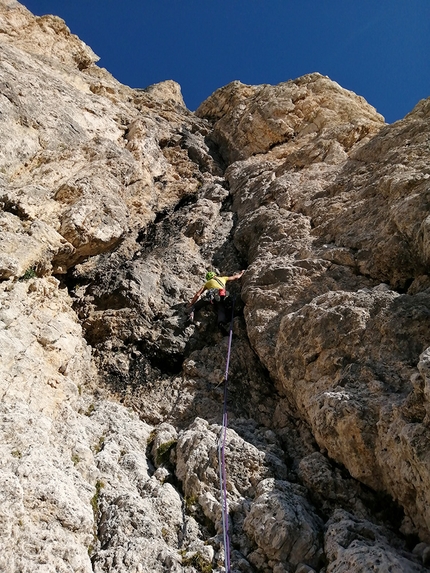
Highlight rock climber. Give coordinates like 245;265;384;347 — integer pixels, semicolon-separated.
188;270;245;326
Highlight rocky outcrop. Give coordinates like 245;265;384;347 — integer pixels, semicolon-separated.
205;78;430;543
196;76;383;164
1;1;430;572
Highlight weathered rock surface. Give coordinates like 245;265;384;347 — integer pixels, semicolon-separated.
196;75;384;164
1;1;430;572
205;79;430;544
325;510;428;573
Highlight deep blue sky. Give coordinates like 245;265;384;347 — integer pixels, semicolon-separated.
21;0;430;123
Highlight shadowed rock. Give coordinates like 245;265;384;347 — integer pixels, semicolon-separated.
1;2;430;572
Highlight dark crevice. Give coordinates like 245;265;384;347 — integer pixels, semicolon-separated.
264;133;297;154
136;339;184;375
396;277;415;293
136;211;169;247
219;192;233;213
59;267;89;300
158;137;177;149
203;135;228;172
136;221;157;248
90;291;130;312
361;487;405;532
173;192;198;212
0;198;30;220
137;195;199;249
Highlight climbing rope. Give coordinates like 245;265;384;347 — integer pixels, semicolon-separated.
218;296;236;573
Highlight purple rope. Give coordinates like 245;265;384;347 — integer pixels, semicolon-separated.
218;296;235;573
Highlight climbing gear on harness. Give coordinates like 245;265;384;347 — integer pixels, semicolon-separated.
217;295;236;573
205;280;227;301
206;271;216;281
206;288;229;303
206;288;219;302
213;277;227;297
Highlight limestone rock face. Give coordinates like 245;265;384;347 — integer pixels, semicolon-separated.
0;277;93;413
325;510;428;573
242;478;323;568
1;0;214;276
199;78;430;545
196;74;384;163
1;1;430;573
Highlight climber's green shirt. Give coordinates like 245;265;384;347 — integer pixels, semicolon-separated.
204;276;228;290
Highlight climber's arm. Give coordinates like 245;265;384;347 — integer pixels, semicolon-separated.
188;285;206;308
226;270;245;282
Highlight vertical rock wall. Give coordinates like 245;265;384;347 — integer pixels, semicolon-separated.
1;1;430;572
199;76;430;542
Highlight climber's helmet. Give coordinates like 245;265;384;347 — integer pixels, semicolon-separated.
206;271;216;281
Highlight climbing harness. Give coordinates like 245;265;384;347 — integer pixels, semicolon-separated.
206;288;220;303
206;288;228;304
217;295;236;573
213;277;227;298
206;278;228;302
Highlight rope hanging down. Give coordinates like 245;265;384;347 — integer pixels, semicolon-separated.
218;296;236;573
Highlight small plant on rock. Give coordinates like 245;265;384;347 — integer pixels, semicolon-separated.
91;479;105;524
85;403;95;416
20;267;37;280
184;494;199;514
180;550;213;573
93;436;105;454
156;439;177;466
